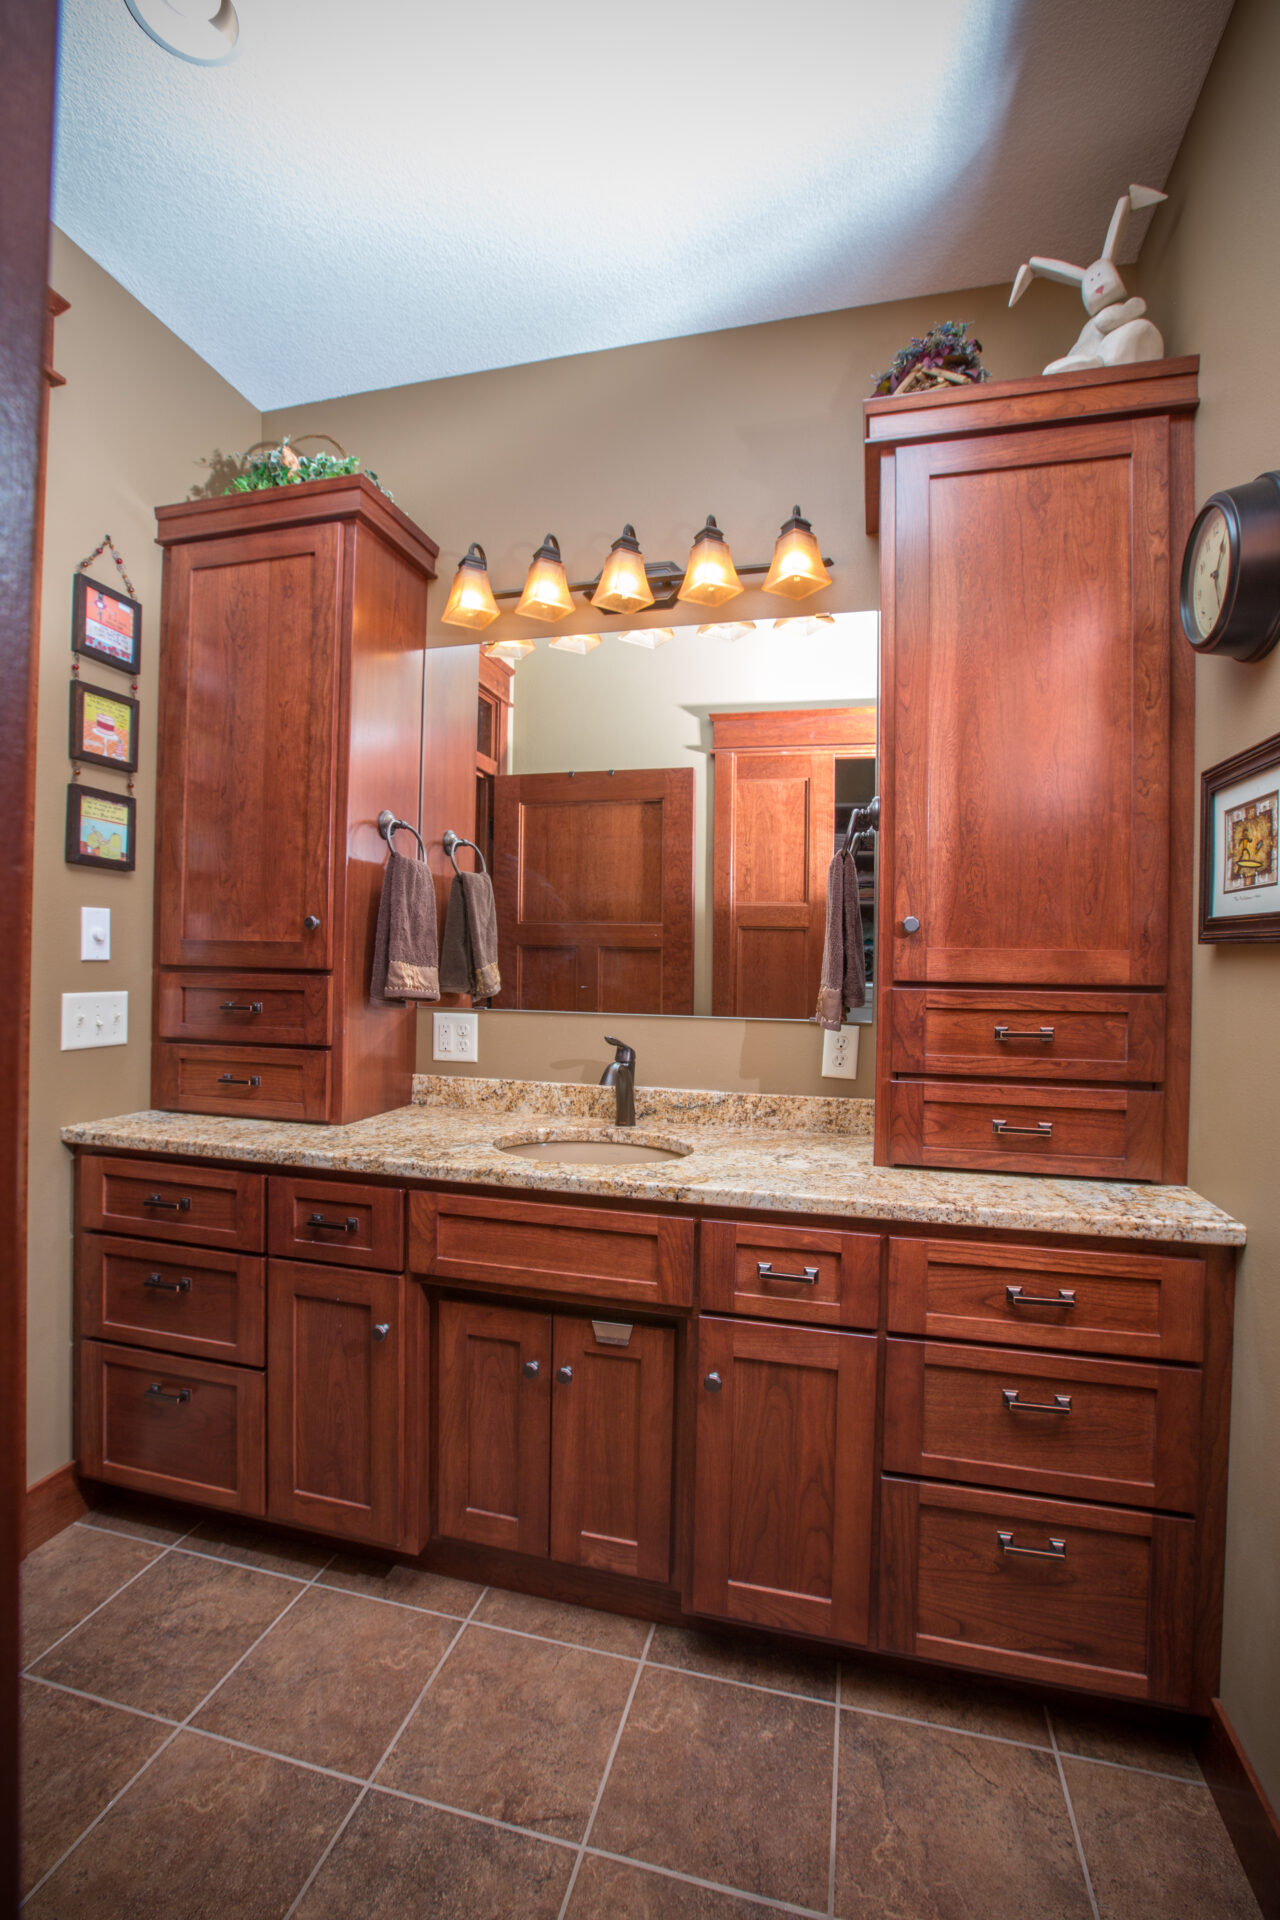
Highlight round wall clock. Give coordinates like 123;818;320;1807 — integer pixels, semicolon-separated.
1179;470;1280;661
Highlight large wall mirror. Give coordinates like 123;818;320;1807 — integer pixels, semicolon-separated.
485;611;878;1022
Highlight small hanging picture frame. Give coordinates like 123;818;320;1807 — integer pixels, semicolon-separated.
65;783;137;872
72;571;142;676
69;680;139;774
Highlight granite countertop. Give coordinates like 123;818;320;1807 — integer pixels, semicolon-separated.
61;1075;1246;1247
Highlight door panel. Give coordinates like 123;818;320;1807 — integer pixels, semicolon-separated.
713;750;834;1019
436;1299;551;1555
550;1316;675;1583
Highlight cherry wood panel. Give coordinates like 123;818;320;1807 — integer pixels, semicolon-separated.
887;1237;1205;1363
24;1464;93;1558
700;1221;880;1329
267;1261;419;1550
712;747;835;1020
153;1042;331;1123
883;1338;1201;1510
79;1154;264;1251
268;1176;405;1272
79;1340;265;1518
410;1191;695;1309
493;768;695;1013
690;1317;876;1644
549;1316;675;1583
878;1477;1195;1705
156;970;332;1048
436;1299;551;1556
889;988;1165;1082
155;472;439;577
887;1081;1165;1181
77;1234;265;1367
710;707;877;752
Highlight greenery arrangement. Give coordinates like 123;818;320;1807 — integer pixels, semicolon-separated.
224;437;392;499
871;321;990;398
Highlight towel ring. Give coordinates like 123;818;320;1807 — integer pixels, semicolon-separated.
377;810;426;861
442;828;488;878
842;794;880;856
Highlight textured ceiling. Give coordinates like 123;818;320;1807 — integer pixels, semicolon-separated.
53;0;1232;410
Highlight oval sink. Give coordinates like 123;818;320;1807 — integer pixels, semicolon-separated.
495;1131;691;1165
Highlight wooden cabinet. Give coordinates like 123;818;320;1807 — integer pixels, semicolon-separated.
78;1154;263;1250
79;1340;265;1516
152;477;437;1124
868;361;1198;1181
700;1220;879;1328
436;1300;551;1555
411;1190;695;1309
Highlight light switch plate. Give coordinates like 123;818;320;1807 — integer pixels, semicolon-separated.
821;1025;859;1079
61;990;128;1051
433;1011;479;1062
81;906;111;960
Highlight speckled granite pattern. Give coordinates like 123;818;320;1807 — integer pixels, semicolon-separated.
61;1081;1245;1245
410;1075;874;1135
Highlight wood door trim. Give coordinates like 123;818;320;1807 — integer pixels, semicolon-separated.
710;707;876;752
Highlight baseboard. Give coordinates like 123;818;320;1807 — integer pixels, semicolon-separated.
23;1463;94;1556
1198;1697;1280;1920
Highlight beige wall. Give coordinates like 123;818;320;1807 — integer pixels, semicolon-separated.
27;231;259;1485
1139;0;1280;1809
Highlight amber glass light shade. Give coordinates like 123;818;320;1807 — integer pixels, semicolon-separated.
548;632;603;654
677;514;743;608
441;542;501;630
482;634;536;668
591;524;655;615
762;506;832;600
515;533;575;623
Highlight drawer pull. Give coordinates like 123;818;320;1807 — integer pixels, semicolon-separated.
993;1025;1055;1042
556;1364;574;1384
144;1383;191;1405
997;1530;1067;1560
307;1213;359;1233
704;1371;723;1392
372;1323;391;1342
1006;1285;1077;1309
219;1001;264;1014
1002;1388;1072;1415
217;1074;261;1087
143;1273;192;1294
522;1359;541;1378
143;1194;190;1211
992;1120;1053;1137
756;1261;820;1285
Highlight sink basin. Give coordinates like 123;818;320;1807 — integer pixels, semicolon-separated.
495;1130;691;1165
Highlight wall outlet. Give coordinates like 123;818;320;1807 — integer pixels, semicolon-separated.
433;1010;479;1062
821;1025;859;1079
80;906;111;960
61;990;128;1051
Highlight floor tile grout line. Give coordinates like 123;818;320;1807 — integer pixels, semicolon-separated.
75;1515;199;1549
1046;1706;1101;1920
556;1619;655;1919
20;1673;181;1728
23;1542;179;1675
838;1699;1055;1753
467;1616;645;1663
580;1846;832;1919
827;1664;841;1917
367;1782;581;1851
164;1541;335;1585
1046;1747;1208;1787
645;1657;839;1707
181;1725;370;1791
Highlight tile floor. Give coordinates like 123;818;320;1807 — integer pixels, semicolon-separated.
19;1498;1263;1918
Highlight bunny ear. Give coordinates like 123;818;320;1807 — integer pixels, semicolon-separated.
1103;194;1132;263
1128;184;1167;210
1009;263;1035;307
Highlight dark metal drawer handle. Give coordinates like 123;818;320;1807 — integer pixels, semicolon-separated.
556;1365;573;1384
992;1120;1053;1137
997;1530;1066;1560
219;1001;263;1014
217;1074;261;1087
704;1371;723;1392
143;1194;190;1211
144;1273;192;1294
1006;1285;1077;1309
993;1026;1055;1042
756;1261;820;1285
1003;1389;1072;1414
372;1323;391;1342
144;1383;191;1405
307;1213;359;1232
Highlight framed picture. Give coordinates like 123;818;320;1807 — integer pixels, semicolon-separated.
72;572;142;675
1200;731;1280;941
69;680;139;773
65;784;137;872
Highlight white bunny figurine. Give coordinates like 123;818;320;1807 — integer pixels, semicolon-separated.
1010;185;1167;375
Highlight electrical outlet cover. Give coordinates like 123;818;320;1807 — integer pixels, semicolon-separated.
433;1011;480;1062
821;1025;859;1079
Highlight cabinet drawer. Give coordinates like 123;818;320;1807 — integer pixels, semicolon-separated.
410;1191;694;1309
888;1238;1205;1363
700;1221;879;1328
79;1340;265;1516
887;1081;1164;1180
78;1155;264;1251
890;989;1165;1081
77;1234;265;1366
269;1177;405;1271
156;970;332;1047
883;1339;1200;1509
153;1041;331;1122
878;1479;1194;1705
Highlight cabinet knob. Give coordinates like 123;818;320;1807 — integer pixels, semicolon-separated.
303;915;321;931
556;1365;573;1384
372;1323;391;1342
522;1359;540;1378
703;1371;723;1393
901;915;921;934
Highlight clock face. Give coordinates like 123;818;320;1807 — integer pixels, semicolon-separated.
1190;505;1233;639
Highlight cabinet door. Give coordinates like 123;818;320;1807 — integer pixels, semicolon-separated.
888;418;1171;988
156;523;340;969
690;1317;876;1644
712;750;835;1019
550;1316;675;1583
267;1260;413;1549
436;1299;551;1555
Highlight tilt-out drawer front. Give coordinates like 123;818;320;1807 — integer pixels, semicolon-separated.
79;1340;265;1516
877;1478;1194;1705
78;1154;264;1251
883;1338;1201;1510
887;1081;1164;1181
887;1238;1206;1363
153;1041;330;1123
156;970;333;1047
699;1220;879;1328
410;1191;694;1309
76;1234;265;1366
268;1176;405;1271
889;988;1165;1081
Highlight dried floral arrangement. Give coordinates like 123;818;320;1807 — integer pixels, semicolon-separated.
225;435;392;498
871;321;990;398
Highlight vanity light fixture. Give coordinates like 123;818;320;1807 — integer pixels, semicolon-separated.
515;534;575;623
615;628;675;649
123;0;240;64
677;515;743;608
591;526;656;615
762;506;833;600
772;613;836;638
441;543;502;631
701;620;757;642
548;632;603;654
482;634;536;668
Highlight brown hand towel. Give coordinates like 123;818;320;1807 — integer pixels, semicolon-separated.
815;850;866;1030
371;850;440;1004
439;870;501;1000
